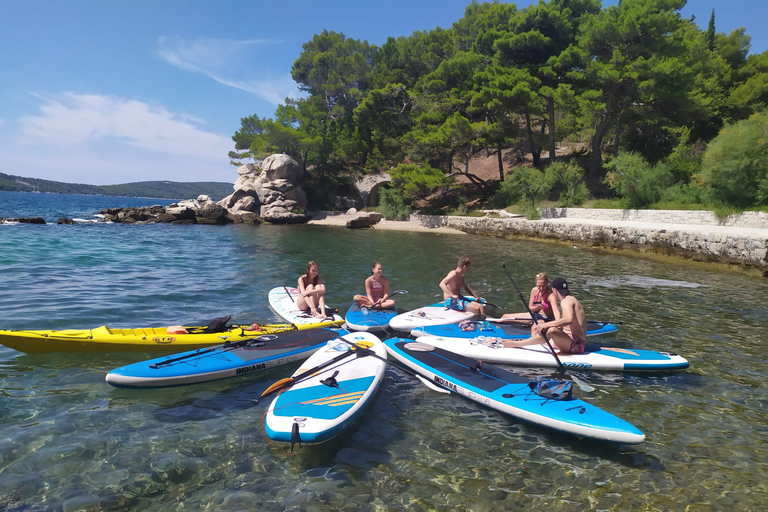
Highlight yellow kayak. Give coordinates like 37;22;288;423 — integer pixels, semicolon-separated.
0;316;344;353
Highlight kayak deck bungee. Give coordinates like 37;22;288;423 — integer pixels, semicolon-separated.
411;319;618;339
0;319;341;354
384;338;645;444
344;301;397;332
413;334;689;371
264;332;387;447
268;286;344;326
105;327;347;388
389;302;475;332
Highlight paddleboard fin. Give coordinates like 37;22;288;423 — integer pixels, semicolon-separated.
320;370;340;388
290;422;302;452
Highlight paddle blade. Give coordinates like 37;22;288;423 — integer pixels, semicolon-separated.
261;377;294;398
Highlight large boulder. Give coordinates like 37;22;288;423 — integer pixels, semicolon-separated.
218;154;308;224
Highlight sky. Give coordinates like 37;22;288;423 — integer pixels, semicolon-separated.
1;0;766;186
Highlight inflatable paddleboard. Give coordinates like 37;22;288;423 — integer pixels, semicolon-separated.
264;332;387;446
413;335;689;371
411;320;618;339
384;338;645;444
105;328;347;388
268;287;344;326
389;302;474;332
345;301;397;332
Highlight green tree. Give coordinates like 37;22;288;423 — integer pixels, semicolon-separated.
575;0;690;182
700;113;768;207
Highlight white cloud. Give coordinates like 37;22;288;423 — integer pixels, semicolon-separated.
17;92;233;159
157;36;301;105
1;92;237;184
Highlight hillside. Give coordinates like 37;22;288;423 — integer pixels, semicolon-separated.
0;172;233;201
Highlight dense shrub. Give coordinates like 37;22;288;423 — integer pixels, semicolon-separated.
604;153;674;208
700;113;768;207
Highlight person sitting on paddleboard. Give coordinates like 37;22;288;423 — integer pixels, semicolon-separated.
353;261;396;310
439;256;485;319
498;272;560;324
502;277;586;354
297;261;328;319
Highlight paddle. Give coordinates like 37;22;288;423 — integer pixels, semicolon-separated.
361;289;408;313
260;339;365;397
501;265;594;393
148;334;278;369
459;296;503;309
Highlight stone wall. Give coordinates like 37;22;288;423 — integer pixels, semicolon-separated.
538;208;768;229
411;209;768;272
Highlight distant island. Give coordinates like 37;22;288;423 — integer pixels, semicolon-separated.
0;172;233;201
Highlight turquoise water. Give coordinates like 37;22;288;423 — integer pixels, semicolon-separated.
1;190;767;511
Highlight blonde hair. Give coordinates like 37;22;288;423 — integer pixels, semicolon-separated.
535;272;548;282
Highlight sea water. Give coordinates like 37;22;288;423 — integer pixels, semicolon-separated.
0;190;767;511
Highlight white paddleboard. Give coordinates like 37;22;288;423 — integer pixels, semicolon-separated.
264;331;387;445
268;286;343;326
389;302;474;332
413;335;689;371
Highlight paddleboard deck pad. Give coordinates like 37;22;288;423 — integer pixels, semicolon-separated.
269;287;344;326
389;302;474;332
384;338;645;444
413;335;688;371
105;327;347;388
345;301;397;332
264;332;387;446
411;319;617;339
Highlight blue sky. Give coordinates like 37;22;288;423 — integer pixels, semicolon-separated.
1;0;766;185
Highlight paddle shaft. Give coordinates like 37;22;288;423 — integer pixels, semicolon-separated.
459;296;502;309
261;341;359;397
502;264;564;370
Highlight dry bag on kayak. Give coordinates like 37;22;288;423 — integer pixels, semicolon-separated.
530;377;573;400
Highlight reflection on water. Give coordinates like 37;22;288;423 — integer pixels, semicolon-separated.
586;275;704;289
0;218;767;510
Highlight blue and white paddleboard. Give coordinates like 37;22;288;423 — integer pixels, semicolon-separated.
411;319;618;339
384;338;645;444
268;286;344;326
345;301;397;332
264;332;387;446
389;302;474;332
105;328;346;388
412;334;688;372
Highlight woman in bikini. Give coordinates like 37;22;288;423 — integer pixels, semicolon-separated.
296;261;328;319
353;261;396;309
498;272;560;324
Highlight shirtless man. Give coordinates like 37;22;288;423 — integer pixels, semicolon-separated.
439;257;485;319
502;277;587;354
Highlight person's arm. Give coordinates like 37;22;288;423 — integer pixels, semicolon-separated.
379;277;390;305
439;272;457;298
529;287;541;312
365;277;375;303
548;292;561;320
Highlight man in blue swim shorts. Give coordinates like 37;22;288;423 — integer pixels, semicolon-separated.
501;277;587;354
439;257;484;319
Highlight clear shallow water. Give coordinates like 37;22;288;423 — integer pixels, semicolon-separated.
1;191;767;511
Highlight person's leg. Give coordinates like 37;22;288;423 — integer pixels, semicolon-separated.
317;293;327;317
354;294;374;307
300;285;318;315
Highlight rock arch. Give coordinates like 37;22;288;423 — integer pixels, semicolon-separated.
355;173;391;207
